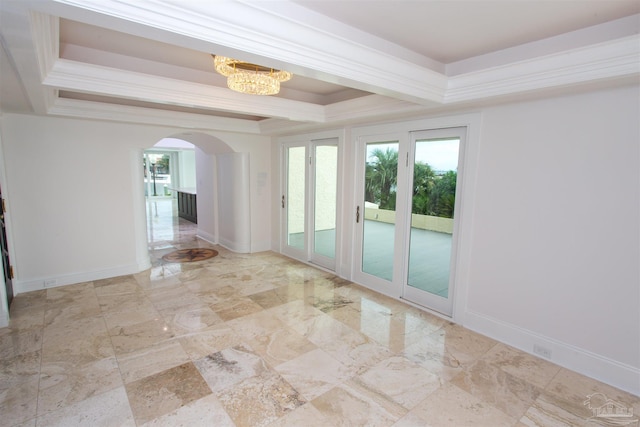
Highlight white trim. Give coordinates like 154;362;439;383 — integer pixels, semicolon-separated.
307;137;340;272
196;229;216;246
279;141;308;261
49;98;262;134
447;35;640;103
349;112;483;324
44;59;326;122
30;12;58;83
43;0;448;104
197;233;270;255
19;3;637;133
35;2;638;110
0;5;54;114
324;95;429;123
401;126;468;316
464;309;640;396
131;149;152;274
277;129;345;269
14;263;146;294
217;236;251;254
250;239;271;254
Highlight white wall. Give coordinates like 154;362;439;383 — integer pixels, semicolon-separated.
464;85;639;393
271;84;639;394
217;152;251;253
0;114;272;294
220;134;272;252
179;150;196;189
1;115;147;291
184;132;272;252
1;84;636;394
195;146;216;243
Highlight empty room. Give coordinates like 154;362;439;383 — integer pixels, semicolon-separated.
1;1;638;425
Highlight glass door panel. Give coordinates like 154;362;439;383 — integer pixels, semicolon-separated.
283;140;339;271
404;131;462;315
362;141;399;282
144;151;175;198
312;144;338;261
286;146;306;251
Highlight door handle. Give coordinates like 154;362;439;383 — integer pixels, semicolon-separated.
356;205;360;223
282;195;285;209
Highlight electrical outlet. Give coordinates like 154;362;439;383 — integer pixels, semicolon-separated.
44;279;57;287
533;344;552;359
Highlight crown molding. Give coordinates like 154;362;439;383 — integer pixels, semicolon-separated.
258;95;432;136
325;94;428;123
0;3;53;113
43;59;326;122
18;0;640;131
29;12;57;81
446;35;640;103
45;0;447;104
29;11;58;112
48;98;262;133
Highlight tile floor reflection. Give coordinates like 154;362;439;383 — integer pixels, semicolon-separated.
2;201;638;426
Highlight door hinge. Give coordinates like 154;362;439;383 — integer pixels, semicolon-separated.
9;265;14;279
1;198;5;214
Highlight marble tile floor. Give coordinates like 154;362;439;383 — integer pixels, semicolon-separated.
2;217;639;426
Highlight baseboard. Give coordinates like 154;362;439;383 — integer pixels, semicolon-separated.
218;236;250;254
251;240;271;253
14;263;146;295
137;257;152;272
196;230;267;254
196;230;216;245
464;309;640;396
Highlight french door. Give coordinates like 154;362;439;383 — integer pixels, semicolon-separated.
403;128;463;314
353;135;406;294
282;139;338;270
354;128;465;316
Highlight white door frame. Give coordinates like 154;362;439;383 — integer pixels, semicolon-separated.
279;131;344;272
350;113;482;322
401;126;468;316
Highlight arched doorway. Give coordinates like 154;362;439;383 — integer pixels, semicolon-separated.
141;132;251;257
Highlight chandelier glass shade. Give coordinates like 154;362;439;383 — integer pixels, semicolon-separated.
213;55;292;96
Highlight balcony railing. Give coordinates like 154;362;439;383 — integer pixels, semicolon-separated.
364;207;453;234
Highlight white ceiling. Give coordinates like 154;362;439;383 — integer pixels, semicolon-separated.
1;0;639;135
295;0;640;63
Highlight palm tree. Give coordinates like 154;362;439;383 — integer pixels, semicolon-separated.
433;170;457;218
364;148;456;218
412;162;435;214
366;148;398;209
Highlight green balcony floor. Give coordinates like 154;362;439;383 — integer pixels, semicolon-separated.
290;219;452;297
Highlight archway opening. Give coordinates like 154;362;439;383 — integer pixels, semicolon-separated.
141;132;250;259
144;138;197;248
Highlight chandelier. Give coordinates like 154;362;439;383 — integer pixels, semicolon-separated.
213;55;292;96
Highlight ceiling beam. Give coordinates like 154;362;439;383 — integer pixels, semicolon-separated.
42;0;448;105
43;59;326;122
0;4;56;113
48;98;262;133
447;35;640;103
